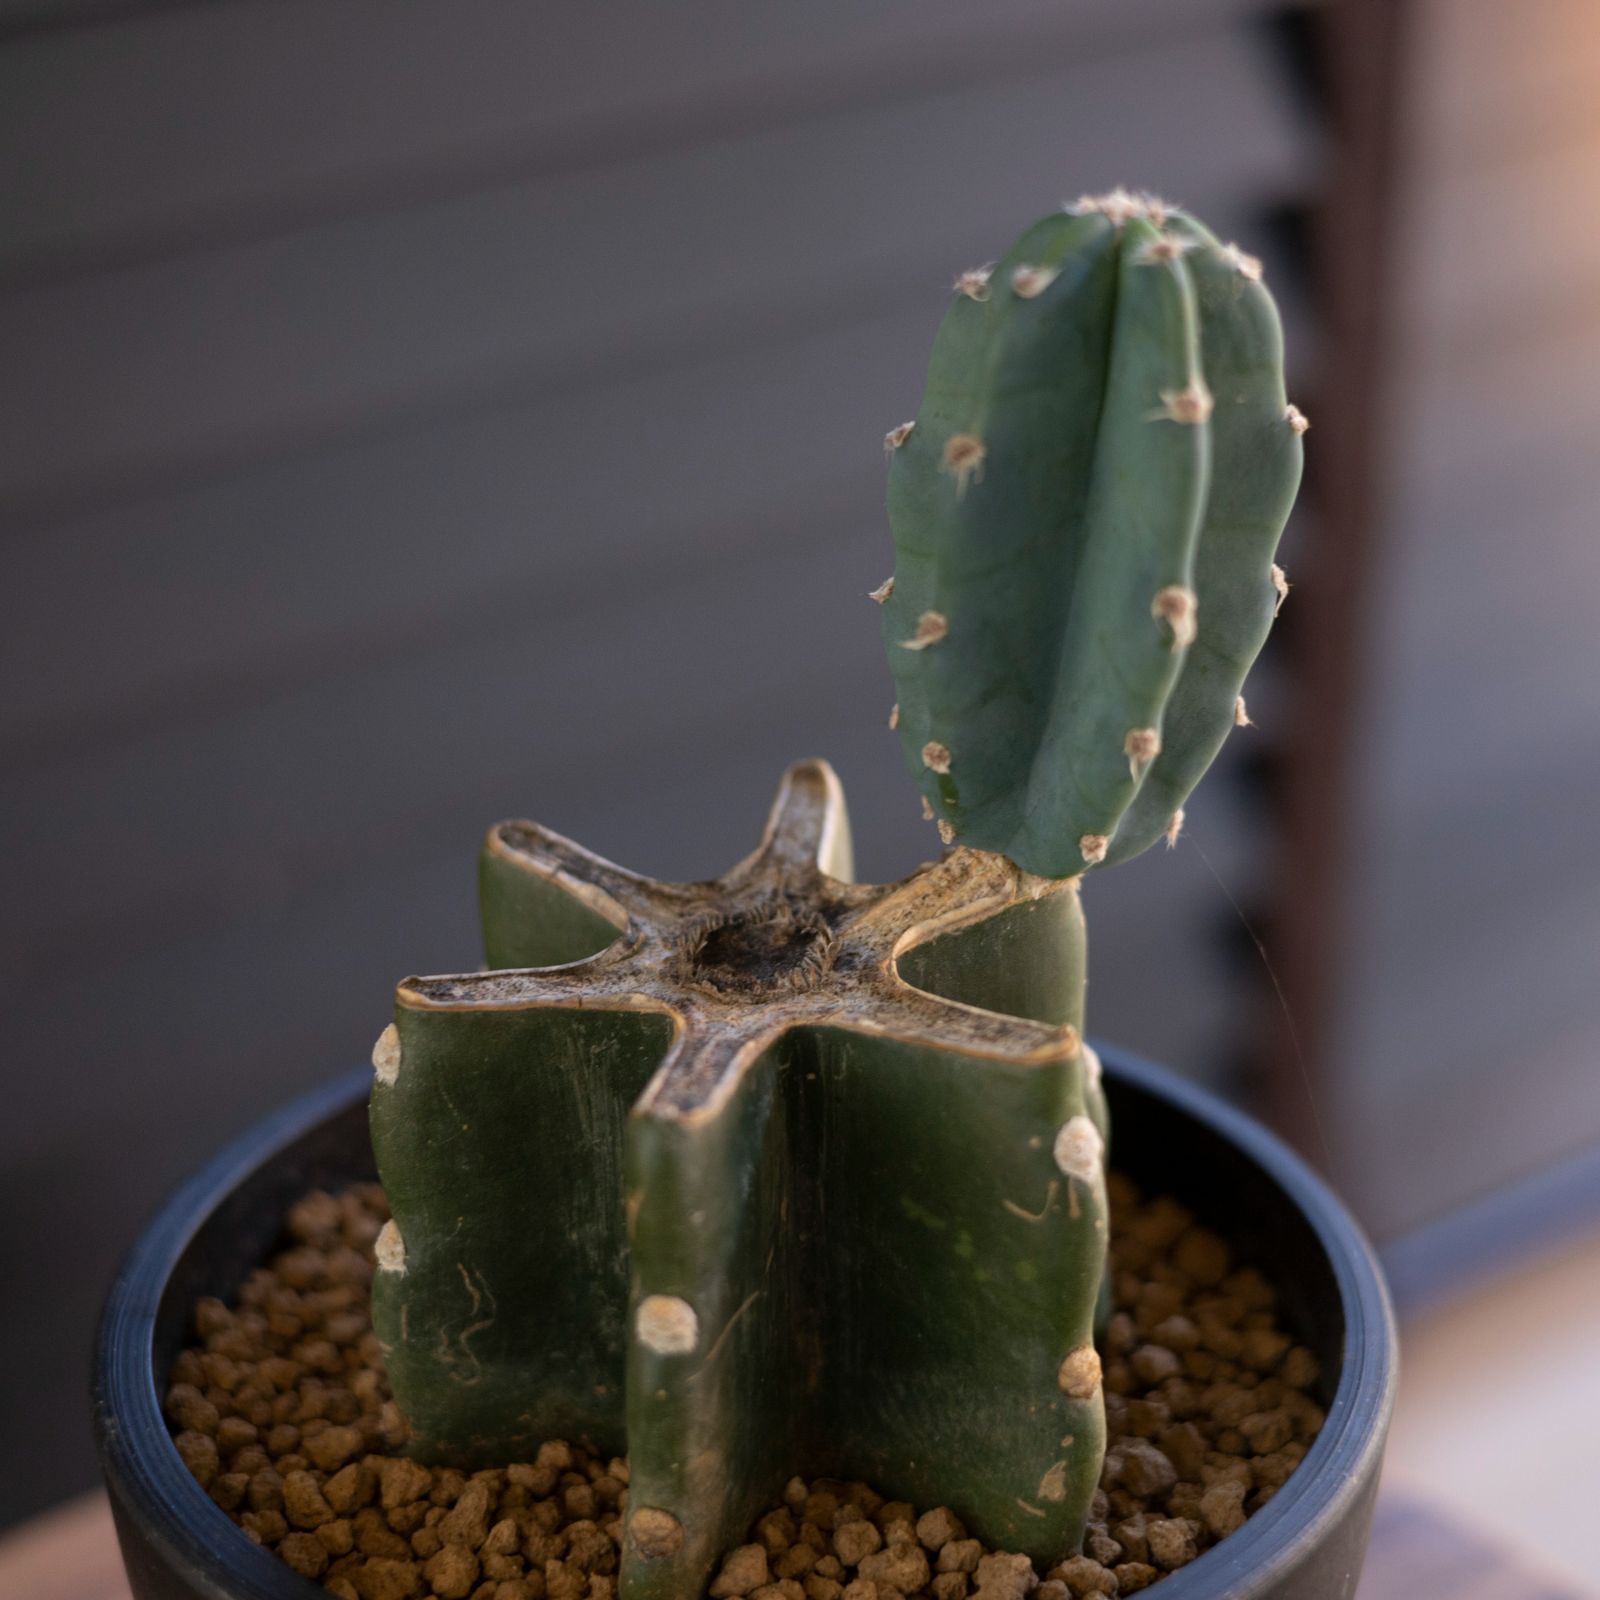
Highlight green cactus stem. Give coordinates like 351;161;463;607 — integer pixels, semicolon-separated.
370;761;1107;1596
881;191;1304;876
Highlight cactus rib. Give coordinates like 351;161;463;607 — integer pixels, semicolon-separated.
1103;210;1305;862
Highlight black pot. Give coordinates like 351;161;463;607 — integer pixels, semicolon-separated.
94;1048;1396;1600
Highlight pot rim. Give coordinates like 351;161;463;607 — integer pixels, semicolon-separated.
93;1046;1396;1599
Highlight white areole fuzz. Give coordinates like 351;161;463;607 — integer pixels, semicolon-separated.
1081;1043;1103;1092
1054;1114;1104;1183
372;1024;402;1086
374;1219;406;1274
635;1294;700;1355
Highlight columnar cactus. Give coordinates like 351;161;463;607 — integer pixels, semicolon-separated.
368;191;1299;1598
372;764;1107;1597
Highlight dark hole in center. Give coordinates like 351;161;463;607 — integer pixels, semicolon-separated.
691;908;834;993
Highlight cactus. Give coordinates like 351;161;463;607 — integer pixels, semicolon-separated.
369;192;1299;1595
371;762;1107;1595
882;191;1303;875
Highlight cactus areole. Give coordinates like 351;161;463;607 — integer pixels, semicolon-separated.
370;192;1301;1596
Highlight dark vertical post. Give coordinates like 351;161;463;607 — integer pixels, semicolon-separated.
1264;0;1413;1156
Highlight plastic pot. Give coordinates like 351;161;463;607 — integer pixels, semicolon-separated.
94;1047;1396;1600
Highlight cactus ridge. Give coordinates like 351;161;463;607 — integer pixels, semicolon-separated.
883;197;1303;876
371;763;1108;1597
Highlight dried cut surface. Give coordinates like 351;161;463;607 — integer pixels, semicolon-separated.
398;762;1083;1121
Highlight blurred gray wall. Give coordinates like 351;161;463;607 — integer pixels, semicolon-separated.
0;0;1320;1526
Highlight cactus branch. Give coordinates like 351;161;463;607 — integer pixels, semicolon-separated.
882;203;1301;876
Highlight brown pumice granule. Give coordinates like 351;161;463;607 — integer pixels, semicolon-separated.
170;1173;1324;1597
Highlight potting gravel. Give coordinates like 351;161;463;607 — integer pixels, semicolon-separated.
167;1174;1326;1599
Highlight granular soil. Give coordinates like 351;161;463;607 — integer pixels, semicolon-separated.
168;1174;1326;1599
